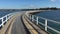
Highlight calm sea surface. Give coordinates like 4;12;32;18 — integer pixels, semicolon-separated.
0;11;20;18
35;10;60;22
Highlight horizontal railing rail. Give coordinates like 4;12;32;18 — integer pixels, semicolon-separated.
0;12;19;28
26;14;60;34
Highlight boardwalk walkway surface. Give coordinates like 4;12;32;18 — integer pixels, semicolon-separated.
11;12;27;34
0;11;48;34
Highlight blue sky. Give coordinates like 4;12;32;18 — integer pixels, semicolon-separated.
0;0;60;9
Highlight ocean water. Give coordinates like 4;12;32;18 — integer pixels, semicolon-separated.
35;10;60;22
0;10;21;18
34;10;60;34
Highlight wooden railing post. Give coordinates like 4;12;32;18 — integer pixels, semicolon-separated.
6;15;7;21
32;15;34;21
1;18;4;27
36;17;38;25
45;19;47;31
30;14;31;20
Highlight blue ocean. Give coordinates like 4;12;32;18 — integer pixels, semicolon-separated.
0;10;20;18
35;10;60;22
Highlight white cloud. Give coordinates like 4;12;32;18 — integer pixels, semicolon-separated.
50;0;56;2
29;4;35;9
30;4;35;7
